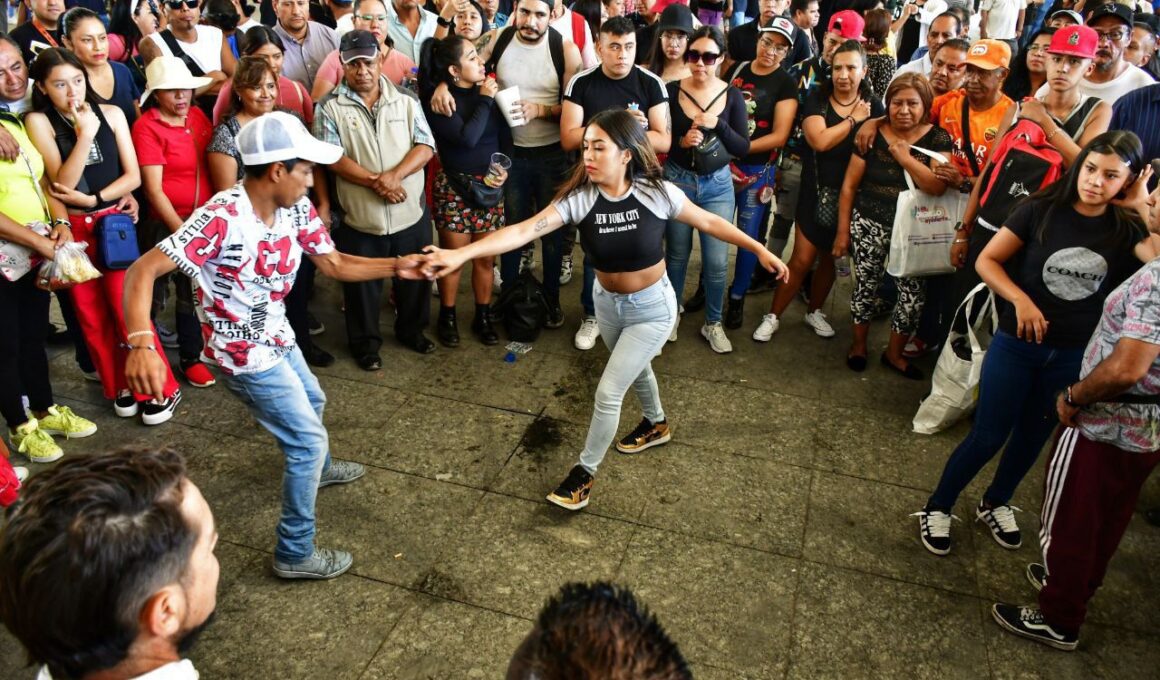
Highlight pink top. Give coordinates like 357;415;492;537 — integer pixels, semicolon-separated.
314;47;416;94
212;76;314;127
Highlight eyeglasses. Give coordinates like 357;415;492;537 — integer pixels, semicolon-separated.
1093;28;1127;43
684;49;720;65
1026;44;1049;53
661;33;688;43
758;40;789;54
356;13;389;22
165;0;198;9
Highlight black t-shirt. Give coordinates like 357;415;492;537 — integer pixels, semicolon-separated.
727;62;797;164
999;199;1147;347
802;87;885;189
564;65;669;126
854;125;953;223
727;18;811;67
10;20;60;65
552;180;687;272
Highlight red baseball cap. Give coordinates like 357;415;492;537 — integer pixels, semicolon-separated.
1048;25;1098;59
827;10;865;42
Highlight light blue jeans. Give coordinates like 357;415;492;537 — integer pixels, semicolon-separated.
222;346;332;563
579;274;678;474
664;163;735;323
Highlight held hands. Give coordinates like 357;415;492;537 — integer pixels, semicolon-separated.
681;126;704;149
758;249;791;283
419;245;467;279
395;253;428;280
1014;297;1049;344
126;349;170;403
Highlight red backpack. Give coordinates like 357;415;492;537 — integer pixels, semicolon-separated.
975;118;1064;230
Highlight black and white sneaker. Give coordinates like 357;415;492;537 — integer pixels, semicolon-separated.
1026;563;1047;592
114;390;139;418
141;390;182;426
991;603;1077;651
976;502;1022;549
913;508;958;556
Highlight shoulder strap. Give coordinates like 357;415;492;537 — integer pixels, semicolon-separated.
729;61;748;83
960;96;980;176
548;27;565;97
485;27;518;75
1060;96;1100;139
159;29;206;77
679;86;729;112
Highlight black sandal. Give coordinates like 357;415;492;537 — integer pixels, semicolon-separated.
846;353;868;372
880;353;924;381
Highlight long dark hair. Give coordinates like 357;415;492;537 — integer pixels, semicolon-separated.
820;39;874;101
554;109;667;203
30;48;102;113
417;35;472;99
1003;26;1056;100
1030;130;1146;244
240;25;286;56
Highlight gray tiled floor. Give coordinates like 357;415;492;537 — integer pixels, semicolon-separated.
2;260;1159;679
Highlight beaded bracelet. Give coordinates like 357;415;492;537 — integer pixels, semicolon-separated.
126;331;155;341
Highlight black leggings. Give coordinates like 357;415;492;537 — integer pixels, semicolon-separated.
0;273;53;428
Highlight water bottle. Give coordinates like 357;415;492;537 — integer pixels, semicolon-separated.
836;255;851;277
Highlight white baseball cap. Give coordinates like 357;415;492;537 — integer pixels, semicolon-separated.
236;112;343;166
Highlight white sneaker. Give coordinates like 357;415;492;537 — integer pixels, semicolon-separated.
669;315;679;343
803;310;836;338
700;322;733;354
752;313;780;342
574;317;600;350
559;254;573;285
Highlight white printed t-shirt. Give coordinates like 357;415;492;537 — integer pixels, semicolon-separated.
159;184;335;376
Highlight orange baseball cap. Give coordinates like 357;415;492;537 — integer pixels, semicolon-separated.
965;39;1012;70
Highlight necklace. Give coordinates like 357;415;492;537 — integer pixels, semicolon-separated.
832;92;858;107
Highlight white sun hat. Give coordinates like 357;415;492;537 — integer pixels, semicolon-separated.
139;56;214;106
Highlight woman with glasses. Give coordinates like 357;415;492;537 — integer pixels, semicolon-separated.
645;4;693;83
26;48;183;425
309;0;417;101
63;7;143;126
664;26;750;354
211;27;313;126
1003;27;1055;100
722;19;797;329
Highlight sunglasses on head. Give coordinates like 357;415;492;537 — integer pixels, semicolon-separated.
684;49;720;65
165;0;199;9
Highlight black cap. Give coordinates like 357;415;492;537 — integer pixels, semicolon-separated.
340;29;379;63
1087;3;1133;28
657;4;694;35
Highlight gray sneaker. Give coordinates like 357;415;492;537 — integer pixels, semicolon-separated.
273;548;353;580
319;460;366;489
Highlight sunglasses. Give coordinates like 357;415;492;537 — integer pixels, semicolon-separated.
684;49;720;65
165;0;199;9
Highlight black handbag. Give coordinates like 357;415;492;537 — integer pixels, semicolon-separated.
446;172;504;210
692;130;732;174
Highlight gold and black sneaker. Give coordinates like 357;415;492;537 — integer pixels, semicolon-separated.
546;465;594;511
615;418;671;454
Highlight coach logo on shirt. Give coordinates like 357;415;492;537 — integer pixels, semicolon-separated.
1042;247;1108;301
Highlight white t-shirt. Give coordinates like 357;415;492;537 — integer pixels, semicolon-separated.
158;184;336;376
893;53;931;80
147;25;225;73
980;0;1025;40
1034;64;1154;104
237;18;263;33
335;13;354;37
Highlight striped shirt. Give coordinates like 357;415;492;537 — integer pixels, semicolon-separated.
1110;83;1160;162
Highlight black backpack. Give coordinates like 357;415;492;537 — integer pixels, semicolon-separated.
498;271;549;342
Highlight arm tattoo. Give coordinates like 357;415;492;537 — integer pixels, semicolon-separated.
533;217;549;232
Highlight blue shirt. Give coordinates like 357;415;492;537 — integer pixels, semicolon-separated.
98;61;142;126
1110;83;1160;162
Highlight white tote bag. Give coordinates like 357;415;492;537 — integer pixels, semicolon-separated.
887;146;965;278
913;282;997;435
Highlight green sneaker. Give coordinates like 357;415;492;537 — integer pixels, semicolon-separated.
38;405;97;439
12;420;63;463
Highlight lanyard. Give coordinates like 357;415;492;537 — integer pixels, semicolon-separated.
31;19;59;48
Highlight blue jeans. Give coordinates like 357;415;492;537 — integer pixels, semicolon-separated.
664;163;735;323
501;144;569;305
928;330;1083;511
730;162;774;300
579;274;678;474
222;347;332;562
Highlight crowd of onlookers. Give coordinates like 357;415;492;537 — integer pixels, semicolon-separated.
0;0;1159;673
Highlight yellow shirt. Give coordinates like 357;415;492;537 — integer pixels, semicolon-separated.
0;118;48;226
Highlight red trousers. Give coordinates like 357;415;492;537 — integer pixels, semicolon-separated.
1038;426;1160;633
68;210;179;401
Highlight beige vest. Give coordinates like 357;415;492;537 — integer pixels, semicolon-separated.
322;77;426;235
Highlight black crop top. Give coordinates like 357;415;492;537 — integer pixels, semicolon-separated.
48;104;122;211
552;180;686;273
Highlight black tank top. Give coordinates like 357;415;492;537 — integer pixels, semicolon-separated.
49;104;121;211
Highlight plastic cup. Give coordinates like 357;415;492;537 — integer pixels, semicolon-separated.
484;152;512;188
495;86;525;127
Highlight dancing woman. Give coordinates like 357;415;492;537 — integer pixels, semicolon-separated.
422;108;788;511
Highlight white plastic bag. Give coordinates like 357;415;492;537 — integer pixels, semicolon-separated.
887;145;965;278
35;241;101;291
913;282;997;434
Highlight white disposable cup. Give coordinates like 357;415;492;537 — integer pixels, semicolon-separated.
495;86;525;127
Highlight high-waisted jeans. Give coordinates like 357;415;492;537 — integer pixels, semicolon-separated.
664;163;735;323
579;274;678;474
